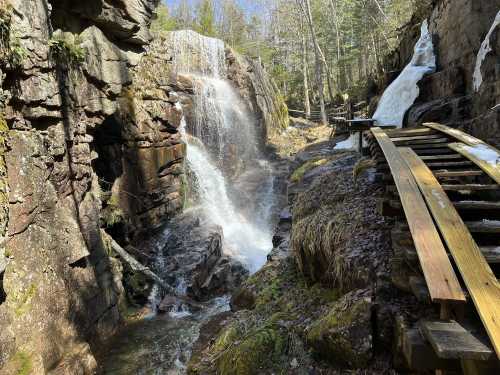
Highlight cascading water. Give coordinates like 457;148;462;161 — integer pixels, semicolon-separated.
99;30;278;374
373;20;436;128
172;30;276;273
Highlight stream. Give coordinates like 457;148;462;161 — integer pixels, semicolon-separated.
98;30;278;374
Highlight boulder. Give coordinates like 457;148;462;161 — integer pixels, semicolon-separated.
306;290;373;368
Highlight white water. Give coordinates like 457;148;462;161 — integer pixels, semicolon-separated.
170;30;275;273
373;20;436;127
473;11;500;92
181;120;273;273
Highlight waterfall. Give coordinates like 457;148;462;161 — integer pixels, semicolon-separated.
171;31;275;273
473;11;500;92
373;20;436;128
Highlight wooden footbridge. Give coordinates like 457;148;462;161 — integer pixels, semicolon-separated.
366;123;500;373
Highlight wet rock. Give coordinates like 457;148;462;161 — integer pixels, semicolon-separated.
306;289;373;368
149;212;249;302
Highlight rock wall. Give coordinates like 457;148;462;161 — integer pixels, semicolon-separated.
226;49;289;143
384;0;500;146
0;0;187;373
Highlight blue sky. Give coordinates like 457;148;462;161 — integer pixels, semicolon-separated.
164;0;265;17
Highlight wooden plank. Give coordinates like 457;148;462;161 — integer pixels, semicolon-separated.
385;127;436;137
465;220;500;233
371;128;466;304
400;147;500;359
392;134;446;142
420;154;464;161
410;143;453;150
420;320;495;361
415;148;457;155
434;170;484;178
449;142;500;185
453;201;500;210
440;184;500;191
423;123;486;146
426;161;474;169
394;137;450;145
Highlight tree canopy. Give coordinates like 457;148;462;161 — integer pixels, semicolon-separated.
154;0;432;110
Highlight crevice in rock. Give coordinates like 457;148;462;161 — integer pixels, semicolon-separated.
90;114;126;242
69;256;89;269
0;272;6;305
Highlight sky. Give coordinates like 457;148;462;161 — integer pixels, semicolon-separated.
164;0;266;17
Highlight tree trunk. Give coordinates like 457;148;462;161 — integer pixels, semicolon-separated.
301;19;311;117
301;0;328;125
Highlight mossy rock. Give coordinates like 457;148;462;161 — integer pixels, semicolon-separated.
306;292;373;368
290;158;329;183
215;324;288;375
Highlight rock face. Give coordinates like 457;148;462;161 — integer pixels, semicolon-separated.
383;0;500;146
147;211;249;304
0;1;183;373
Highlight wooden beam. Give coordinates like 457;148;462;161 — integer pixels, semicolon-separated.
434;170;484;178
394;137;450;146
400;147;500;359
423;123;485;146
465;220;500;233
449;142;500;185
385;127;437;137
410;143;453;150
371;128;466;304
453;201;500;210
440;184;500;191
420;154;464;161
420;320;496;361
392;134;446;142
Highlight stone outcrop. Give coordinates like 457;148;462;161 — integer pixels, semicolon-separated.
0;0;184;373
226;49;289;142
381;0;500;147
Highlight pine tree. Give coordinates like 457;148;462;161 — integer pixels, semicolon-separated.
196;0;216;36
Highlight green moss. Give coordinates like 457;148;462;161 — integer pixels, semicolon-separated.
306;297;372;367
290;158;329;183
101;192;124;228
216;324;288;375
48;31;85;66
10;351;32;375
14;283;37;317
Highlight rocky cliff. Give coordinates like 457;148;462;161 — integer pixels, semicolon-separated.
0;2;288;373
381;0;500;147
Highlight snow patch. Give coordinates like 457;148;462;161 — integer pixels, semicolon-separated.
373;20;436;128
473;11;500;92
462;144;500;167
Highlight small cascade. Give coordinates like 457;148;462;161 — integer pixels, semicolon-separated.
373;20;436;127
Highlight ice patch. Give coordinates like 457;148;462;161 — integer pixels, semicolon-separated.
431;188;446;209
473;11;500;92
373;20;436;128
462;144;500;167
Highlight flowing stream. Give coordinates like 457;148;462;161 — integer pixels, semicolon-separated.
99;30;277;374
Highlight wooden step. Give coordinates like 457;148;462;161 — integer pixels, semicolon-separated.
427;161;475;169
440;184;500;191
400;325;461;371
394;137;450;146
410;143;454;150
385;127;437;137
434;170;484;178
420;154;464;161
392;134;446;142
465;220;500;233
453;201;500;210
419;320;496;361
400;147;500;358
397;242;500;264
414;148;457;155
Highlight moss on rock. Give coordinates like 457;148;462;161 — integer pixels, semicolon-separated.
306;290;373;368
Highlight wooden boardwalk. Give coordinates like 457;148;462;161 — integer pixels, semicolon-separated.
368;124;500;373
